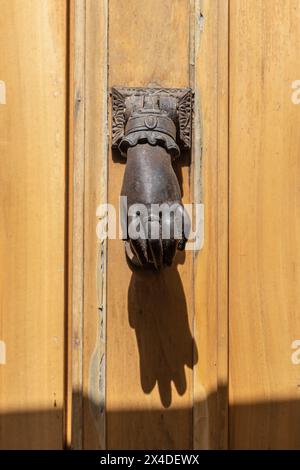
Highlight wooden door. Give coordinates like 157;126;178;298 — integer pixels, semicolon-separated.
1;0;300;450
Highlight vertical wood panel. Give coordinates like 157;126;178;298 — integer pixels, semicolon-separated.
107;0;194;450
193;0;229;449
83;0;108;451
68;0;108;450
229;0;300;449
0;0;67;449
69;0;85;449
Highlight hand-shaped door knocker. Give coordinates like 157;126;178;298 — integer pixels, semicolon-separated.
112;87;193;269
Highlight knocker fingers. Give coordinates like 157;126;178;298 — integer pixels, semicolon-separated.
130;238;148;266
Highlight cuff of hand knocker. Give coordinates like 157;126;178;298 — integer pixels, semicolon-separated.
119;130;180;159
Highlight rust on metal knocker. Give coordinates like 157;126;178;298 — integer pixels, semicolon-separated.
111;87;193;270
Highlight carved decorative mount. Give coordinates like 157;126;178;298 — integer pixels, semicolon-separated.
111;87;193;158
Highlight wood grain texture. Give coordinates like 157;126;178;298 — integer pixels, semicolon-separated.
107;0;194;450
229;0;300;449
83;0;108;451
69;0;85;450
0;0;67;449
68;0;108;450
193;0;229;449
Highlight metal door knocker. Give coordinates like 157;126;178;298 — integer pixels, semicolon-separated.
111;87;193;269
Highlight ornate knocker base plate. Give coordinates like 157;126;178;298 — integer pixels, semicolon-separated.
111;87;193;157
